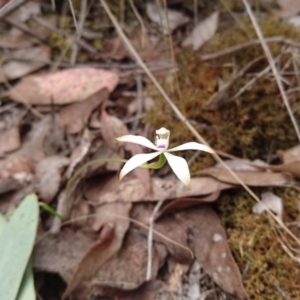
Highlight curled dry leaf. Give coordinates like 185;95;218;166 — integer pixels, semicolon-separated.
65;129;92;179
62;223;115;299
198;166;291;186
74;228;167;299
0;45;51;83
252;192;283;221
33;229;95;283
9;67;119;105
155;190;220;219
182;11;219;50
59;89;108;134
146;2;189;34
0;126;20;154
177;206;248;299
97;177;233;204
277;144;300;163
35;156;70;203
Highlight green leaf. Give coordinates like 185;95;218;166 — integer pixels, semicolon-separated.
0;194;39;300
16;261;35;300
0;214;7;237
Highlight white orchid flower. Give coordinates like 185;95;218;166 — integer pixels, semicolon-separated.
116;127;214;187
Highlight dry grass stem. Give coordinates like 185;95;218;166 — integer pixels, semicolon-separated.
242;0;300;141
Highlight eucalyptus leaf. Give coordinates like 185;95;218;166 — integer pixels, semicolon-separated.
0;194;39;300
16;261;35;300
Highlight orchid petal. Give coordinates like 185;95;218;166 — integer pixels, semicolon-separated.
117;135;158;150
119;152;160;179
164;152;191;187
168;142;214;153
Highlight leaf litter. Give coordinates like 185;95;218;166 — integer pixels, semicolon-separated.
1;1;300;300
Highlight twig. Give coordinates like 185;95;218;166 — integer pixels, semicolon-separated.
132;73;143;131
146;200;164;281
242;0;300;141
5;17;46;43
231;56;278;101
206;55;265;109
201;36;300;61
70;0;87;65
68;0;79;34
32;16;97;54
100;0;300;248
0;0;30;20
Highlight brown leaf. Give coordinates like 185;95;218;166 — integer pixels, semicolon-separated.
9;67;119;105
95;229;167;290
277;144;300;163
0;16;57;49
33;229;95;282
0;126;20;154
35;155;70;203
0;45;51;82
101;108;151;192
182;11;219;50
156;190;220;219
59;89;108;134
131;203;192;265
97;177;233;204
62;223;115;299
199;166;291;185
146;2;189;34
274;0;300;18
65;129;92;179
101;280;167;300
63;202;132;297
178;206;248;299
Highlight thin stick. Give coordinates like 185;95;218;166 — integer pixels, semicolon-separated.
68;0;79;34
70;0;87;65
100;0;300;247
147;200;164;280
0;0;30;20
201;36;300;61
244;0;300;140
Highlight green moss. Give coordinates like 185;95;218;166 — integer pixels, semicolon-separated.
144;16;300;172
218;188;300;299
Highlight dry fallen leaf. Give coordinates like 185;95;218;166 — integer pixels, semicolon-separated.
0;127;20;154
0;16;57;49
198;166;291;186
252;192;283;221
33;229;95;283
131;203;192;265
9;67;119;105
155;191;220;219
59;88;108;134
182;11;219;50
277;144;300;163
96;177;233;205
178;206;248;299
0;45;51;82
62;223;115;299
35;156;70;203
76;228;167;297
274;0;300;18
65;129;92;179
146;2;189;34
